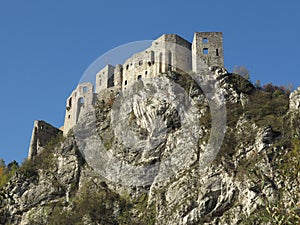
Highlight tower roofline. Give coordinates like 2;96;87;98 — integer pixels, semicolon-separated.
155;34;192;50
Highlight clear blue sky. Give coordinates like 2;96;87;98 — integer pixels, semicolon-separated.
0;1;299;164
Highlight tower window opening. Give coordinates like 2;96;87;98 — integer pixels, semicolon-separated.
79;97;85;104
126;64;129;70
216;49;219;56
137;75;142;80
145;71;148;75
203;48;209;54
139;60;143;66
168;51;172;72
203;38;208;43
68;97;72;108
125;80;128;85
159;53;163;73
83;86;88;92
150;51;155;64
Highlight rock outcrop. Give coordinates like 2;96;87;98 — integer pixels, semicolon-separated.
0;72;299;225
289;86;300;111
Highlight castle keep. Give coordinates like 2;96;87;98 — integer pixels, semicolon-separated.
62;32;224;135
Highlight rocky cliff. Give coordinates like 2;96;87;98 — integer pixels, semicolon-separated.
0;71;299;225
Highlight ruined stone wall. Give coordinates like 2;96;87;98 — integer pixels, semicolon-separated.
114;64;123;88
121;34;193;91
63;82;94;135
62;32;225;133
28;120;62;159
155;34;192;50
94;32;224;94
192;32;224;72
170;40;192;73
96;64;115;93
122;50;155;91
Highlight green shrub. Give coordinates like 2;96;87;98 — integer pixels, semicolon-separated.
0;160;19;189
19;134;64;178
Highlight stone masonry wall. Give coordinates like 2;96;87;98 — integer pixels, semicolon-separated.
63;82;94;135
28;120;62;159
192;32;224;72
63;32;225;135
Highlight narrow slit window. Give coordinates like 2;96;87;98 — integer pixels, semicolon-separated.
68;98;72;108
125;80;128;86
216;49;219;56
150;51;155;64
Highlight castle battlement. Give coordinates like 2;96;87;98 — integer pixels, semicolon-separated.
63;32;225;135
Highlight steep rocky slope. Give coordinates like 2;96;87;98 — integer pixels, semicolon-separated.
0;72;299;225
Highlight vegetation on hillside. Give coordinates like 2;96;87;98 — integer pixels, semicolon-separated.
0;73;299;224
0;159;19;189
218;74;300;224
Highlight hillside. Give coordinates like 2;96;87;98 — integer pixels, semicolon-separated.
0;71;299;225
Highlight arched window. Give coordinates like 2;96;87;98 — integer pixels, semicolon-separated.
83;86;88;92
203;48;209;55
78;97;84;105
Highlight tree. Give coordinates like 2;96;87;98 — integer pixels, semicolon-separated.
7;160;19;171
233;65;250;80
0;159;19;188
0;158;5;168
285;83;294;95
254;80;261;89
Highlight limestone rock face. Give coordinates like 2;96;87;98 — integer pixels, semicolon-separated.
290;87;300;111
0;138;82;225
0;73;299;225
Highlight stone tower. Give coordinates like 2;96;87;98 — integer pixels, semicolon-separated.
114;64;123;88
28;120;62;159
95;64;115;93
63;82;94;135
192;32;224;72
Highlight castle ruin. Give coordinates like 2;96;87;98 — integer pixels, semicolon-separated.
28;120;62;160
63;32;224;135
